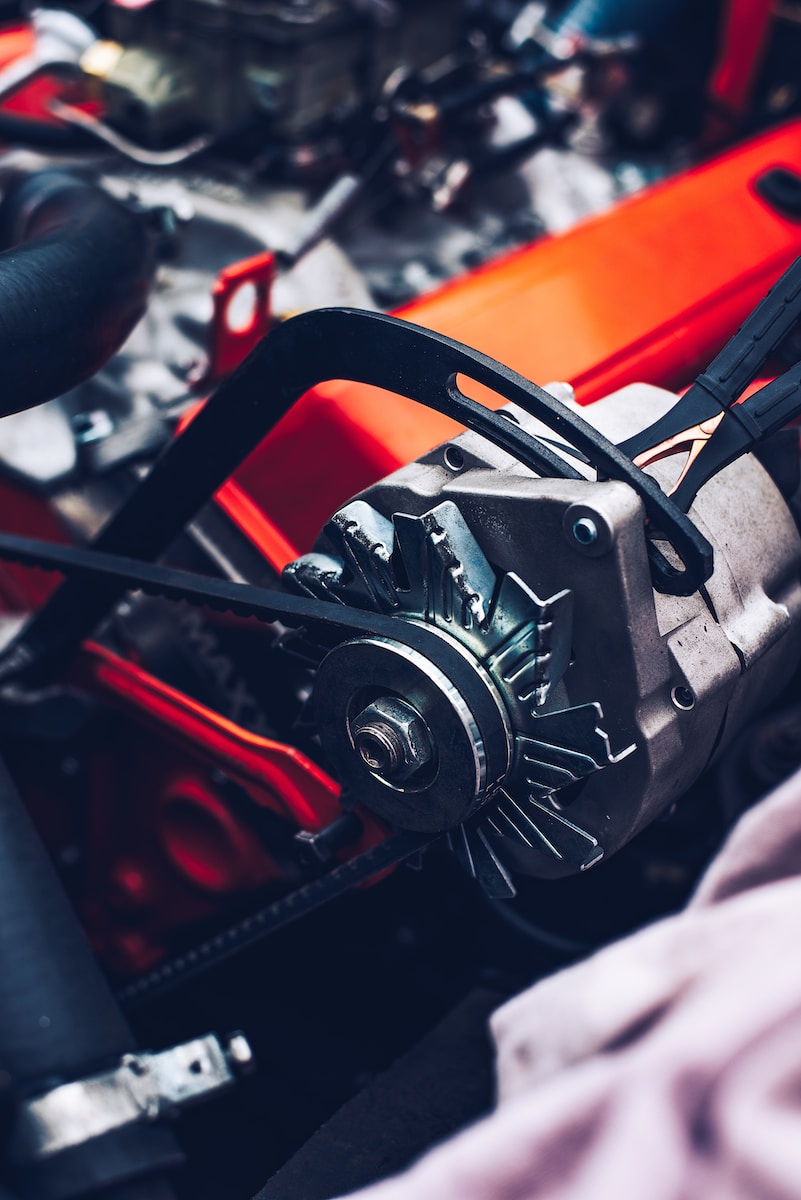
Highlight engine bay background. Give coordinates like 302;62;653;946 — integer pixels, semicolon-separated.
0;3;799;1198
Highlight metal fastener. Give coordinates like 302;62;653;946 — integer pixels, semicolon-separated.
351;696;434;784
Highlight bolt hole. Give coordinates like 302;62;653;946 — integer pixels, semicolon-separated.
189;1059;203;1075
671;685;695;711
572;517;598;547
225;281;259;334
443;445;465;472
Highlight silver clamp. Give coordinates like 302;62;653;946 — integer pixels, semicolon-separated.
10;1032;253;1164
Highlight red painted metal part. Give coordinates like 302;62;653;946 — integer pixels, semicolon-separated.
191;251;276;389
177;399;297;571
702;0;775;148
61;642;387;973
215;478;298;571
13;703;278;974
0;23;32;72
1;17;801;970
0;24;102;129
0;478;67;609
87;641;343;832
219;118;801;559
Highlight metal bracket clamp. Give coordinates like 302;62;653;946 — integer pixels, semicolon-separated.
9;1032;253;1165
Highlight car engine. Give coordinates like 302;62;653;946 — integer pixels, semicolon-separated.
0;2;799;1199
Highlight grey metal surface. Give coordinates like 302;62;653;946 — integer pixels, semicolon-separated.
9;1033;251;1165
287;489;633;880
0;78;658;499
0;164;373;493
286;381;801;885
101;0;462;143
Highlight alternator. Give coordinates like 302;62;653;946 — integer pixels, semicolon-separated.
2;280;800;909
285;378;801;895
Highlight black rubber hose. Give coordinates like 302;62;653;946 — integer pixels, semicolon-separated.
0;755;131;1086
0;756;180;1198
0;169;156;416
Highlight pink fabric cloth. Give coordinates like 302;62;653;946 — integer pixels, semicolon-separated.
342;767;801;1200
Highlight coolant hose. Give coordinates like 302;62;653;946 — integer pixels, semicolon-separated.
0;169;156;416
0;755;180;1198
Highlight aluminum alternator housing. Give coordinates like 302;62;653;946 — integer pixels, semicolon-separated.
285;381;801;885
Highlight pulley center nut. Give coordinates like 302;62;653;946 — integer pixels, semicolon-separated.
312;636;507;833
351;697;434;783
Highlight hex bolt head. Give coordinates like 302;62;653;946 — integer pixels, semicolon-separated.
572;516;599;547
351;697;434;784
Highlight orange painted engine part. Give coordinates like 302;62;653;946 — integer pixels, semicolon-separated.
223;118;801;562
702;0;774;148
13;634;387;976
4;71;801;973
71;644;389;975
67;118;801;975
190;251;276;389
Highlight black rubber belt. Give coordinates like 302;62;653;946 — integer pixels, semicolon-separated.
0;309;712;702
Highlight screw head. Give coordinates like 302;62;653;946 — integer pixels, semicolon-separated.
351;697;434;784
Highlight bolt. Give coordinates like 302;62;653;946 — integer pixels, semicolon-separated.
572;516;598;547
443;445;465;472
72;409;114;446
356;724;403;773
294;812;363;867
351;697;434;784
225;1032;255;1075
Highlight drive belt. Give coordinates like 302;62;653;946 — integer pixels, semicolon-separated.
118;830;434;1010
0;294;769;1002
0;526;505;689
0;527;440;1008
0;308;711;705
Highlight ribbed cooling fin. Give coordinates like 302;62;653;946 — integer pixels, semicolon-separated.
392;502;496;636
325;502;398;612
282;552;345;604
485;791;603;871
469;827;517;899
